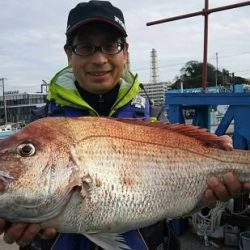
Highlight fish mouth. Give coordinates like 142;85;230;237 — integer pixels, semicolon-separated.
0;171;15;186
2;187;78;223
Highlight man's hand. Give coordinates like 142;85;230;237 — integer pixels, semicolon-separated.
203;135;250;208
0;182;56;247
203;172;250;208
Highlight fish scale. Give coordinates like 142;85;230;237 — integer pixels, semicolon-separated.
0;117;249;250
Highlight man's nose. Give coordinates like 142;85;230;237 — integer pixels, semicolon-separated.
91;51;108;64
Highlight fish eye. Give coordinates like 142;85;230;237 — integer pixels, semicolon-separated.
17;143;36;157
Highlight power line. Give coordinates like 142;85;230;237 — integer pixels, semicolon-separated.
213;51;250;60
234;68;250;73
133;50;250;72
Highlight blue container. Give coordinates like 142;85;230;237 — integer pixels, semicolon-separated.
169;218;186;236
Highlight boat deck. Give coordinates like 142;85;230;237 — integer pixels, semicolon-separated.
179;229;238;250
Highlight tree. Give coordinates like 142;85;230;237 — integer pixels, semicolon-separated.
171;60;250;89
171;60;217;89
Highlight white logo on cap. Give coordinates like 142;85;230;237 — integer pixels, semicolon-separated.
114;16;125;30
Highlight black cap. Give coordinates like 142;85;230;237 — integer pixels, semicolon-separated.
66;1;127;37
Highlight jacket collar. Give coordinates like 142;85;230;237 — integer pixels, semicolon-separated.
47;66;141;116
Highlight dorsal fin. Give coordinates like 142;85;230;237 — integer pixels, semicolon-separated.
112;118;233;151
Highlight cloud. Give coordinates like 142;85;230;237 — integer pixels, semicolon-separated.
1;0;249;92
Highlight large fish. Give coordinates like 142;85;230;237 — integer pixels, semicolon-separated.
0;117;249;249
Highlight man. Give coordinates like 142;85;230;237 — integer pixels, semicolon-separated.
0;1;249;249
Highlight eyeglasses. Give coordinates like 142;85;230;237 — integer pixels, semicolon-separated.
71;42;124;56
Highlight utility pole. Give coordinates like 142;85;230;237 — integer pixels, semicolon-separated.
0;78;8;124
215;52;218;88
41;80;49;93
147;0;250;91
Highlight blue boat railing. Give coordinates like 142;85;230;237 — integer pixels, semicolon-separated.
165;93;250;150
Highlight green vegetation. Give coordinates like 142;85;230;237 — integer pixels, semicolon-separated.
171;60;250;89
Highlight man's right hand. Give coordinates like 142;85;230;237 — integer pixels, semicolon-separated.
0;182;57;247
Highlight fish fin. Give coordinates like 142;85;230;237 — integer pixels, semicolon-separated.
112;118;233;151
83;232;131;250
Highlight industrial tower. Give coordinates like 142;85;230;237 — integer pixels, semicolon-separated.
150;48;159;84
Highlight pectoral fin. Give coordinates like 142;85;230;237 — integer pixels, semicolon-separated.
83;232;131;250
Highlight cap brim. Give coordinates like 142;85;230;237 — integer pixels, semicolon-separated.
66;18;127;37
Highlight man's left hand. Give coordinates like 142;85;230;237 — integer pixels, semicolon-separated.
203;172;250;208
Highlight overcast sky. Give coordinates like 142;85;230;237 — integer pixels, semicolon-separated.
1;0;249;93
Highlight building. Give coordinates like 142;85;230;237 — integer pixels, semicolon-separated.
0;91;47;124
140;81;169;107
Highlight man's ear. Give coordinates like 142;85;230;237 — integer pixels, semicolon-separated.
64;47;73;66
123;43;129;65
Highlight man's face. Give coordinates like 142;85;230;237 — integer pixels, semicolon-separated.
65;23;128;94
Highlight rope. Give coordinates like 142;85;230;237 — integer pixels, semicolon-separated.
191;202;229;246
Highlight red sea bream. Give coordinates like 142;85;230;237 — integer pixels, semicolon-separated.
0;117;249;249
